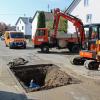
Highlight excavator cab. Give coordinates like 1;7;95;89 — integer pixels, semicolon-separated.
83;24;100;51
72;24;100;70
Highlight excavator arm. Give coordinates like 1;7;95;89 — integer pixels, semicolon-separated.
53;8;85;46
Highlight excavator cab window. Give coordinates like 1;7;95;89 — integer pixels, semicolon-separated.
98;27;100;39
84;27;89;40
83;25;100;50
91;26;98;39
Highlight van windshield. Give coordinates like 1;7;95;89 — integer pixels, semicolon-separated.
10;33;24;38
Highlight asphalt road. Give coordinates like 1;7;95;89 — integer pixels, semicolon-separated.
0;40;100;100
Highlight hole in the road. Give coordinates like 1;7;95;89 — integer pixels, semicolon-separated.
10;64;80;92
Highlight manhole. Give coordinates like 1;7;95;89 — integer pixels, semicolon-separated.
10;64;80;92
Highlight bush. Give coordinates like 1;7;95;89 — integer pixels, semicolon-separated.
37;11;46;28
46;17;68;33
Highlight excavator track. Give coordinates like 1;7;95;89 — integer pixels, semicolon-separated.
84;60;99;70
70;56;86;65
71;56;99;70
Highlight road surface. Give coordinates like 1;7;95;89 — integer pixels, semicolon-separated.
0;40;100;100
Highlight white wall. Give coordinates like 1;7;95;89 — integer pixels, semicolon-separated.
68;0;100;33
32;13;39;39
16;18;32;36
25;19;32;35
16;19;25;34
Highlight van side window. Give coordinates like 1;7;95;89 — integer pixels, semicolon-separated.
7;35;10;39
6;32;10;39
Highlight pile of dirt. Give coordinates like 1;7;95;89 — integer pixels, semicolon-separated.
44;67;72;88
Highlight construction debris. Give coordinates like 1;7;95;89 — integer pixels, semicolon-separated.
8;58;28;68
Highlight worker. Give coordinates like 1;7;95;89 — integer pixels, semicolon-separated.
29;79;40;88
91;31;97;39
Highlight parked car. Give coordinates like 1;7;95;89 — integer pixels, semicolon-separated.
1;35;5;41
4;31;26;49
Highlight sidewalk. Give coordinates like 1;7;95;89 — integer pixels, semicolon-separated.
0;58;27;100
0;82;27;100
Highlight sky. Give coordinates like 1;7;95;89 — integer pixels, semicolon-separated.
0;0;73;25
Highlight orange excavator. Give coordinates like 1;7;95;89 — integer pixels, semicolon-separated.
33;8;85;53
33;8;100;70
72;24;100;70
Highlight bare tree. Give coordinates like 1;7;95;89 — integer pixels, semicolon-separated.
0;22;15;35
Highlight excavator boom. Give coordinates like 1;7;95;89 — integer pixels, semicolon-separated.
53;8;85;46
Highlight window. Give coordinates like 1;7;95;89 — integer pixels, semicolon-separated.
86;14;92;23
99;27;100;39
10;32;24;38
17;27;19;31
91;27;98;39
84;27;89;39
84;0;89;6
22;26;24;30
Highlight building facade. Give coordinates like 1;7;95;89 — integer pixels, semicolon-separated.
32;11;53;39
16;17;32;38
67;0;100;33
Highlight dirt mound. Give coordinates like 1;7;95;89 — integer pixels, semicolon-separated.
45;68;72;88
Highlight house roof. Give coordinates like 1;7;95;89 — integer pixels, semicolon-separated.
65;0;81;13
32;11;53;22
16;17;32;25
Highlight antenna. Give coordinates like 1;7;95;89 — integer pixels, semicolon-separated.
48;4;50;12
24;14;26;17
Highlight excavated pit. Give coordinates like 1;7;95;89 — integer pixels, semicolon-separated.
10;64;80;92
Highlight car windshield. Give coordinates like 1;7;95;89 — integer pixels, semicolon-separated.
10;32;24;38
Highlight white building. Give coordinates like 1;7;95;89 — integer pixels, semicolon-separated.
16;17;32;38
32;11;53;39
66;0;100;33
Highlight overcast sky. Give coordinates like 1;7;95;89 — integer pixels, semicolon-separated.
0;0;73;25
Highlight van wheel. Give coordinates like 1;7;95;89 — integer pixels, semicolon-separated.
41;45;49;53
9;44;13;49
23;45;26;49
9;46;13;49
6;44;8;47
